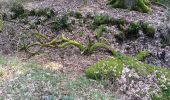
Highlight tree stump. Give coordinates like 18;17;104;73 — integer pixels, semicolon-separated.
107;0;151;13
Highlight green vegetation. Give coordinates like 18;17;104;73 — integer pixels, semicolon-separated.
85;58;124;80
151;84;170;100
135;50;150;61
160;32;170;45
107;0;152;13
85;52;170;99
23;31;115;55
93;15;126;29
86;14;155;42
110;18;126;27
10;4;55;19
0;0;169;99
115;21;156;42
160;85;170;100
85;50;170;80
10;2;27;19
50;15;70;31
126;22;141;38
142;22;156;38
30;8;55;18
79;32;84;37
95;25;106;40
69;11;82;19
0;56;115;99
93;15;110;28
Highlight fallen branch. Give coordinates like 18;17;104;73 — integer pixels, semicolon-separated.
26;32;118;56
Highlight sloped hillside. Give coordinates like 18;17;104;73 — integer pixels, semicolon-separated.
0;0;170;99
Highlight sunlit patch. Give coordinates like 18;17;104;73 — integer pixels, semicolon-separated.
0;66;5;77
12;65;28;75
44;62;63;71
0;65;8;80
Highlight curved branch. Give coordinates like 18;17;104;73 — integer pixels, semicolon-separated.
61;35;86;51
89;43;117;55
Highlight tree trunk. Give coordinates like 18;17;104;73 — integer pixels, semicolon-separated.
107;0;151;13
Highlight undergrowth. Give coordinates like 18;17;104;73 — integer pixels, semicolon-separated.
0;56;116;99
135;50;150;61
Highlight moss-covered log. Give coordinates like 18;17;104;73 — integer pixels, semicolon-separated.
25;32;117;55
107;0;152;13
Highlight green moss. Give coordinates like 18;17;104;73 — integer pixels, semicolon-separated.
107;0;125;8
125;57;155;76
132;0;151;13
85;58;124;80
107;0;151;13
85;51;170;80
135;50;149;61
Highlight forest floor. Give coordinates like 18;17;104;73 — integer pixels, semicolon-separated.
0;0;170;99
0;53;125;99
22;0;170;67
